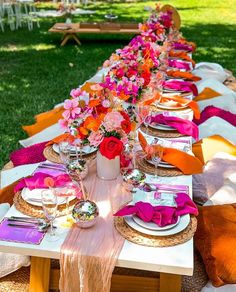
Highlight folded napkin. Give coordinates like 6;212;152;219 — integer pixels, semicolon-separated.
14;172;71;192
194;106;236;127
173;42;194;52
164;80;198;96
169;50;196;67
194;87;221;102
168;59;192;71
10;141;48;167
114;193;198;227
19;123;64;148
46;133;75;146
153;93;200;119
150;114;199;140
192;135;236;164
138;132;203;175
166;70;201;82
22;106;64;137
0;181;19;205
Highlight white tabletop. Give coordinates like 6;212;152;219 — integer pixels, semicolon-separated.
0;170;193;276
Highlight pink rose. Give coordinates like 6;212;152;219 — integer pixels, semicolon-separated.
88;131;104;147
103;111;124;131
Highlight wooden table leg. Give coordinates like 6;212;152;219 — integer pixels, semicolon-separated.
60;33;81;46
29;256;51;292
160;273;181;292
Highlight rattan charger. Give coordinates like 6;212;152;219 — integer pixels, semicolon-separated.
140;124;184;138
114;216;197;247
13;191;78;218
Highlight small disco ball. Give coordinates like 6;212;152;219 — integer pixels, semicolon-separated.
72;200;99;228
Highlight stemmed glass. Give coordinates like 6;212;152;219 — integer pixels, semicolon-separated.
41;189;58;241
151;142;164;182
137;105;151;133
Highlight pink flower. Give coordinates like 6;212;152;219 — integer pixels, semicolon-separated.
63;99;81;119
102;99;111;108
58;118;70;129
70;88;82;98
103;60;111;68
88;131;104;147
103;111;124;131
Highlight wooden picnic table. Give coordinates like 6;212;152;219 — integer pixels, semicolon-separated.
48;23;140;46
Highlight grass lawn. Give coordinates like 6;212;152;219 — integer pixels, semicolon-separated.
0;0;236;168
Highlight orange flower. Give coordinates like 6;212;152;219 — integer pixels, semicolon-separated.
119;91;130;101
84;116;100;131
79;126;89;136
88;99;101;108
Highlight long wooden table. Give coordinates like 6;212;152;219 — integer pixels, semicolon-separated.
0;153;193;292
48;23;140;46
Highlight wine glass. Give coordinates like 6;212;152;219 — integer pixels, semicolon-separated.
41;189;58;240
59;141;71;165
137;105;150;133
151;142;164;182
56;181;82;215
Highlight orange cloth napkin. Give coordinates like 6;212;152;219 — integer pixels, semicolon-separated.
153;93;200;119
81;82;97;93
192;135;236;164
166;70;201;82
22;106;64;137
46;133;74;146
138;132;203;175
0;181;19;205
169;50;196;67
194;87;221;102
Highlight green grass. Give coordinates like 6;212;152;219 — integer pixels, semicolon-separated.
0;0;236;168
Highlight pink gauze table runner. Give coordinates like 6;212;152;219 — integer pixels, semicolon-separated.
59;163;131;292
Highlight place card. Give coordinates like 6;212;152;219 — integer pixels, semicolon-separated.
0;218;46;245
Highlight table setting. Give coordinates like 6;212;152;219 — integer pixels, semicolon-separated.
1;3;236;292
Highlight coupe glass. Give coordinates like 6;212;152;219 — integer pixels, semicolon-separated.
41;189;58;240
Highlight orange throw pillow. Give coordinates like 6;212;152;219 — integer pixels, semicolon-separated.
195;204;236;287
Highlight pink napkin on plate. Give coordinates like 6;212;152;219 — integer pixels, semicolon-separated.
14;172;71;192
114;193;198;227
10;141;48;166
151;114;199;140
193;105;236;127
168;59;191;71
163;80;198;96
173;42;193;52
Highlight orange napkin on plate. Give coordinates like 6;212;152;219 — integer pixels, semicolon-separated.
192;135;236;164
194;87;221;102
46;133;75;147
154;93;200;119
138;132;203;175
22;106;64;137
0;181;19;205
166;70;201;82
169;50;196;67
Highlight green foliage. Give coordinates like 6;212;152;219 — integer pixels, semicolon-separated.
0;0;236;168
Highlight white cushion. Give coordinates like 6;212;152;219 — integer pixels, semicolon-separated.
0;203;30;278
202;282;236;292
198;117;236;144
193;62;230;83
196;78;236;96
197;93;236;113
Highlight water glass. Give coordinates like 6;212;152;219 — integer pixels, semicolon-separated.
41;189;58;238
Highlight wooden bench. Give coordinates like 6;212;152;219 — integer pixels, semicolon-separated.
48;22;140;46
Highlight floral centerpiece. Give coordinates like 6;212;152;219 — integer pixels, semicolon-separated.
59;86;133;179
58;2;75;23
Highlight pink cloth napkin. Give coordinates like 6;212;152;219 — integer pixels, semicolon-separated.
114;193;198;227
173;42;193;52
168;59;191;71
14;172;71;192
151;114;199;140
10;141;48;166
163;80;198;96
193;106;236;127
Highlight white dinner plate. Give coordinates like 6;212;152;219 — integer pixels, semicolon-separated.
53;143;97;156
124;214;190;236
21;188;76;207
132;215;180;231
149;123;175;131
155;102;188;110
145;158;176;169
